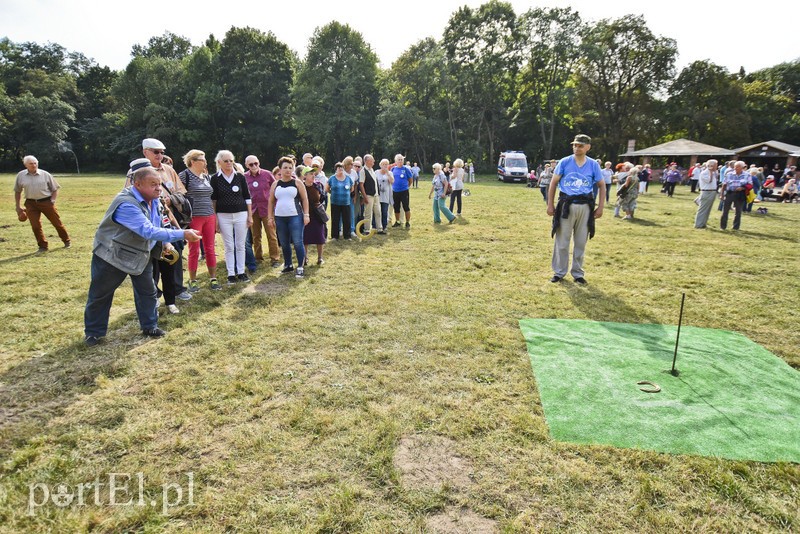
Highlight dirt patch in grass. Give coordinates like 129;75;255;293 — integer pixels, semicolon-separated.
426;506;498;533
394;434;474;492
241;280;290;296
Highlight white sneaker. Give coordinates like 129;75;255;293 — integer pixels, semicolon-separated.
167;304;180;314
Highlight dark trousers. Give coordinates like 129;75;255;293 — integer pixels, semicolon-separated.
153;257;177;305
24;198;70;249
720;190;746;230
449;189;463;214
690;179;699;193
84;254;158;337
331;204;351;239
665;182;677;197
171;239;186;293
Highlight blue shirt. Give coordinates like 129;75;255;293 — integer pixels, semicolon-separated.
554;156;602;196
328;175;353;205
411;165;420;178
391;165;413;192
112;186;185;250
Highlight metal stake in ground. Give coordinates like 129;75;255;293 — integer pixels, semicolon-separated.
671;292;686;376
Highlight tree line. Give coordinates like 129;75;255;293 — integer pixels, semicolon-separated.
1;1;798;173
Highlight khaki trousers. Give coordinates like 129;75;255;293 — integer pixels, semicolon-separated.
552;203;590;279
252;212;280;262
363;195;382;232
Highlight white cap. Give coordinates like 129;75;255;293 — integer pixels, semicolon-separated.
142;138;166;150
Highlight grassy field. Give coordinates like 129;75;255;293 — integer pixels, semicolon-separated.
0;172;798;532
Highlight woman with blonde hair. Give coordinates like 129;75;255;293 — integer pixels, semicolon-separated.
449;158;466;217
429;163;456;224
210;150;253;285
179;149;220;291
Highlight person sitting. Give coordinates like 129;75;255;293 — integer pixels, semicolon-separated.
777;178;797;203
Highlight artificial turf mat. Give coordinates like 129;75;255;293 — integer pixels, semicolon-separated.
519;319;800;463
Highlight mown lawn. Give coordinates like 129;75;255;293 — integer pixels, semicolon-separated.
0;173;798;532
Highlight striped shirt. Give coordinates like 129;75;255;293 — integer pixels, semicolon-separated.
179;169;214;217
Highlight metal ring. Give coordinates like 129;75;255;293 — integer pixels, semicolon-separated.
355;220;376;240
161;248;180;265
637;381;661;393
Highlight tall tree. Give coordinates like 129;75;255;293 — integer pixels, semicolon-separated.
377;38;451;167
294;22;379;160
515;7;582;160
744;60;800;144
667;60;750;148
216;27;295;163
574;15;677;160
131;32;194;60
443;1;523;164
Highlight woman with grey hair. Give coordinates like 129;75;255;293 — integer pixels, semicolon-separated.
375;158;394;232
429;163;456;224
210;150;253;285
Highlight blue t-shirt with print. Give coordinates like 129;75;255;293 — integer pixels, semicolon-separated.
328;175;353;206
391;166;413;192
554;156;602;196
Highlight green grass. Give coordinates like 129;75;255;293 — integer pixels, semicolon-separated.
0;173;798;532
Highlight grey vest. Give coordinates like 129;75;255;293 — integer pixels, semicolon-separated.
92;189;154;275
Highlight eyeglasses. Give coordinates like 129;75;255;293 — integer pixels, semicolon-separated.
354;165;362;168
247;162;259;167
150;150;164;155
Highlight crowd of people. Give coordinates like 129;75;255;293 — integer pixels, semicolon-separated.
13;138;471;346
12;134;796;346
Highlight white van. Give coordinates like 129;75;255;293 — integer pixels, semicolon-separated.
497;151;528;183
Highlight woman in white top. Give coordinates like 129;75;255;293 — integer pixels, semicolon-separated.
268;156;310;278
449;158;466;216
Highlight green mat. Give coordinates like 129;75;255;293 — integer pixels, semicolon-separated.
519;319;800;463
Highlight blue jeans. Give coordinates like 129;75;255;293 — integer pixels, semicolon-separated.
275;214;305;267
380;202;389;229
433;197;455;223
244;228;257;272
84;254;158;337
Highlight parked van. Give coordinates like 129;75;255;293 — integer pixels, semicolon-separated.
497;151;529;183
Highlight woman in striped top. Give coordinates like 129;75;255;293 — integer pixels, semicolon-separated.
180;150;220;290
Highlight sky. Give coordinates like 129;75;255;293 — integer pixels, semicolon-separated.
1;0;798;74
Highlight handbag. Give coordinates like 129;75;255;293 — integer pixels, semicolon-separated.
313;203;329;223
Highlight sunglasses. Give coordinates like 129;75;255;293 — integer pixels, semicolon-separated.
247;162;259;167
150;150;164;155
354;165;362;168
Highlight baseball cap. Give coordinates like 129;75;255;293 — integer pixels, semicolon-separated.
570;134;592;145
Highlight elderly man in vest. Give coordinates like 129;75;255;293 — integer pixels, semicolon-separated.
83;160;201;347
